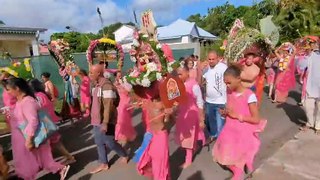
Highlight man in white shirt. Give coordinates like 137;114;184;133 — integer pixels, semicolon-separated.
202;51;228;141
303;38;320;134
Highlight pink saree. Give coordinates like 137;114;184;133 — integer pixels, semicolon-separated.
275;57;296;103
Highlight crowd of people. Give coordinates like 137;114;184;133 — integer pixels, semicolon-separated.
0;36;319;180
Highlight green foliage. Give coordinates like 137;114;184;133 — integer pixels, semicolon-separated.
275;0;320;42
50;22;134;53
0;20;5;25
187;0;319;46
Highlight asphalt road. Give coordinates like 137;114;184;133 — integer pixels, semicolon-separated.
1;86;305;180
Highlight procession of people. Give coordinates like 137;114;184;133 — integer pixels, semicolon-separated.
0;11;319;180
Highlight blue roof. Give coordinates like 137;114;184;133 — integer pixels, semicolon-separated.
157;19;217;40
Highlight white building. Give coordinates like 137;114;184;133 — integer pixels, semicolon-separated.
114;25;136;52
114;19;218;57
0;26;47;58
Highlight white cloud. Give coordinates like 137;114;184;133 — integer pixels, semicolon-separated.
0;0;129;41
131;0;200;24
0;0;203;41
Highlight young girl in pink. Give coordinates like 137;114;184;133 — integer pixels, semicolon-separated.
114;71;137;145
185;58;206;146
176;62;205;169
78;69;91;118
213;65;266;180
29;79;76;165
6;78;69;180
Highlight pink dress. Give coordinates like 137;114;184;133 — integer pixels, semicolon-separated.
115;84;137;142
175;79;200;149
275;56;296;102
80;76;91;106
189;69;197;80
137;100;170;180
35;92;61;144
213;89;267;169
10;96;63;180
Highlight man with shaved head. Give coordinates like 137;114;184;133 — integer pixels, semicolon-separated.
89;64;128;174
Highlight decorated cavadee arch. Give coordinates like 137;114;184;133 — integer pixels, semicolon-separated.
86;37;124;71
124;10;180;88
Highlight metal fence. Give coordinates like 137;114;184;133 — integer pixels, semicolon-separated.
0;48;194;99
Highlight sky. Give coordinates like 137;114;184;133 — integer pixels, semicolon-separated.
0;0;257;41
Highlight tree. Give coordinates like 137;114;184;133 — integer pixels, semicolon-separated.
187;13;205;27
274;0;320;42
50;22;135;53
0;20;5;26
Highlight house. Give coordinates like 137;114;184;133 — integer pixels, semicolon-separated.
114;25;136;52
157;19;217;44
0;26;47;58
114;19;217;57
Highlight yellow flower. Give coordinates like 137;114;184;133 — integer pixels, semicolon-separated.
1;67;18;77
24;58;31;72
99;38;116;45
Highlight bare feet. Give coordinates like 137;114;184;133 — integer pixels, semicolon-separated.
90;164;109;174
120;156;129;164
60;165;70;180
180;162;191;169
63;156;76;165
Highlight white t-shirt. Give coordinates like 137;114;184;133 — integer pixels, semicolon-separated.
203;62;228;104
234;92;258;104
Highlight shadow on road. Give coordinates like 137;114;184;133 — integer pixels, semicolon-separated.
186;171;205;180
277;91;307;126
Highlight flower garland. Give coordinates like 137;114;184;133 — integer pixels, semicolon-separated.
86;37;124;70
278;57;290;71
224;28;271;63
48;39;74;67
124;31;180;87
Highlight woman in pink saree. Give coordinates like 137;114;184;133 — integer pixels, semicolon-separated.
114;71;137;145
273;43;297;103
213;65;266;180
6;78;69;180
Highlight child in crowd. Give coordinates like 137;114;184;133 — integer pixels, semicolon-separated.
213;64;266;180
176;61;205;169
78;69;91;118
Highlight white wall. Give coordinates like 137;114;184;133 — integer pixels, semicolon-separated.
181;36;190;43
114;26;134;43
159;38;182;44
